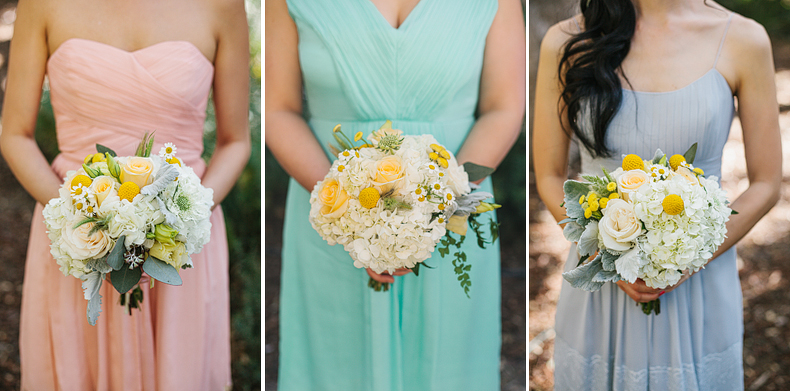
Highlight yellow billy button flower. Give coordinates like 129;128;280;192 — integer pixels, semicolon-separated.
430;144;444;152
166;157;182;167
91;153;106;163
622;154;644;171
437;157;449;168
662;194;684;215
609;192;619;199
587;192;598;203
429;152;439;160
579;195;586;205
71;174;93;191
599;197;609;209
439;150;451;159
584;208;592;219
354;132;363;142
589;199;599;211
358;187;380;209
693;168;704;176
607;182;617;192
119;181;141;202
669;154;686;171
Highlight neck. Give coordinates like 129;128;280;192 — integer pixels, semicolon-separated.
630;0;694;19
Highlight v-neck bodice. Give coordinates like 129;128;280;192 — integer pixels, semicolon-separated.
286;0;497;153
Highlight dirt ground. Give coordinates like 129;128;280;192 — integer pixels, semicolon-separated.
529;41;790;391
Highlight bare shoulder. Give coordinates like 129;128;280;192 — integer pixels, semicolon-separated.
726;13;772;58
541;16;581;56
209;0;247;26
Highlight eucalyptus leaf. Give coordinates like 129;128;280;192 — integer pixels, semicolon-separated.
107;236;126;271
462;162;495;182
142;256;183;286
110;262;142;294
562;254;605;292
96;144;117;157
683;143;698;164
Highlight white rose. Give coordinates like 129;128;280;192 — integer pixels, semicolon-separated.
617;169;650;202
598;198;643;252
59;216;114;260
445;159;471;195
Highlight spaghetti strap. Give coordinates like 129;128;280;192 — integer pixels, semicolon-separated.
573;16;581;32
713;13;734;68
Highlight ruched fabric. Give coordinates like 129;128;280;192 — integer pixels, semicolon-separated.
20;38;231;390
278;1;503;390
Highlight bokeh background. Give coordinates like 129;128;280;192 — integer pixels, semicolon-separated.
264;3;528;391
0;1;262;389
530;0;790;390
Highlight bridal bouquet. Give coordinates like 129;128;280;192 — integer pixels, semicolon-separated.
309;121;500;296
560;144;732;315
42;133;213;325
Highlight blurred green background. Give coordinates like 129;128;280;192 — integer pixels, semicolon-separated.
28;1;262;389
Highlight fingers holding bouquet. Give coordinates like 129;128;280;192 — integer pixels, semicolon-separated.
560;145;734;315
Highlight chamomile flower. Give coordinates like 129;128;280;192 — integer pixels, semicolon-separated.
159;143;177;160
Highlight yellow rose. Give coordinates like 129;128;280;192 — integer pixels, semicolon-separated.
119;157;154;189
318;178;350;218
150;241;189;269
674;166;699;185
617;169;649;202
89;176;117;207
371;156;404;193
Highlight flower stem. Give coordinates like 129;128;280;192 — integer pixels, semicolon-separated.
367;277;390;292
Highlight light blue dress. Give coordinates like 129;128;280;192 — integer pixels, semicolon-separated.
554;14;744;391
278;1;502;390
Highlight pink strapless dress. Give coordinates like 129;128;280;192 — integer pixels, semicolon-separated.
19;38;231;390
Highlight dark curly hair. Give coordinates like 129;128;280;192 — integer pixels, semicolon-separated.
558;0;636;158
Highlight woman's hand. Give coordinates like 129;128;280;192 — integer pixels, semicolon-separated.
615;279;662;303
616;269;694;303
366;268;413;284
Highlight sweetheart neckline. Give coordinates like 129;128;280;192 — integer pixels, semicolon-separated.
47;38;214;68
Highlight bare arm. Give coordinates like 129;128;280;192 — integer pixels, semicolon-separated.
455;0;526;172
264;0;331;192
709;17;781;259
201;0;252;207
532;21;574;224
0;0;58;206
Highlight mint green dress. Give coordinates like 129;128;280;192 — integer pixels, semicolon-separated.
279;0;501;390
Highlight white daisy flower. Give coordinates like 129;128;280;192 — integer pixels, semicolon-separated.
159;143;178;159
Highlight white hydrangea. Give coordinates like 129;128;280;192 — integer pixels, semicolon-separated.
309;134;473;273
630;174;731;288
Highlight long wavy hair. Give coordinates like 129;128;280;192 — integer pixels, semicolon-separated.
558;0;637;158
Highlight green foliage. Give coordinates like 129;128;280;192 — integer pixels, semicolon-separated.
142;256;183;286
718;0;790;39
